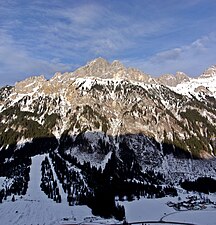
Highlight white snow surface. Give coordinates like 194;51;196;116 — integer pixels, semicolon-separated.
0;177;6;187
165;210;216;225
171;75;216;98
121;193;216;225
121;197;175;222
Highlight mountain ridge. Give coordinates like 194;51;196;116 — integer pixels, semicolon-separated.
2;57;215;91
0;58;215;156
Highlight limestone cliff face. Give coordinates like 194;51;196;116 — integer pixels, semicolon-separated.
157;72;190;87
200;65;216;78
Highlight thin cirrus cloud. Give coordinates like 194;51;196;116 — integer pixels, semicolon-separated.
123;33;216;76
0;0;216;86
0;29;72;86
40;4;147;56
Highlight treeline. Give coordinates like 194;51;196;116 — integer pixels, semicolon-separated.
0;136;58;165
40;157;61;203
49;152;88;206
52;147;177;220
181;177;216;194
0;157;31;203
50;151;126;220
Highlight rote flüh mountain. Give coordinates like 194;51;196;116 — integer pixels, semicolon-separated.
0;58;216;219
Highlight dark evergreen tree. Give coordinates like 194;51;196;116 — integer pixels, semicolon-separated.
12;195;15;202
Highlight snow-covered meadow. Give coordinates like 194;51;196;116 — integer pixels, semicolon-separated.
121;193;216;225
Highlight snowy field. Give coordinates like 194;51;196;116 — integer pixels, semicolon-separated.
165;210;216;225
0;155;95;225
121;193;216;225
1;155;216;225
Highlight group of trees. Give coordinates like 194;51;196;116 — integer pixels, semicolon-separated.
40;157;61;203
50;151;126;220
14;137;58;159
0;129;178;221
181;177;216;194
0;157;31;203
51;142;178;220
49;152;88;206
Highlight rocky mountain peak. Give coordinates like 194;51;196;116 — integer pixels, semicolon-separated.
200;65;216;78
157;72;189;87
175;71;189;80
175;71;190;84
111;60;124;69
86;57;110;69
14;75;46;94
127;67;152;83
70;58;153;83
50;72;63;82
73;57;110;79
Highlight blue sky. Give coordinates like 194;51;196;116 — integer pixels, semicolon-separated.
1;0;216;86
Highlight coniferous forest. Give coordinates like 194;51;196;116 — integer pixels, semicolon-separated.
2;133;216;220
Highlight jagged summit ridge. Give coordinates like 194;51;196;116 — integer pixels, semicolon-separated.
8;58;216;101
73;57;152;82
12;58;154;96
157;72;190;87
12;57;216;92
200;65;216;78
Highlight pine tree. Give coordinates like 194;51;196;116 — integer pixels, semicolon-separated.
57;194;61;203
0;190;3;203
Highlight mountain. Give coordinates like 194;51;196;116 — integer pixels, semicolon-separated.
200;65;216;78
166;71;216;98
49;57;153;83
0;58;216;219
157;71;190;87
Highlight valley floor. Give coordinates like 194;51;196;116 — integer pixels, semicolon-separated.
1;155;216;225
122;194;216;225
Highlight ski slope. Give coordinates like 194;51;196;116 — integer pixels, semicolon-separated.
0;155;93;225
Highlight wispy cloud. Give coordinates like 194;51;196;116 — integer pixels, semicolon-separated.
55;3;103;26
22;1;173;58
123;33;216;76
0;29;72;86
0;0;216;85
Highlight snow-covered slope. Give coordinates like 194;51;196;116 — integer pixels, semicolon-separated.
0;155;95;225
171;74;216;98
